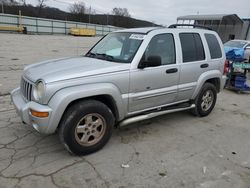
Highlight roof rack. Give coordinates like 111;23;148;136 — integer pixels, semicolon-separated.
168;24;212;30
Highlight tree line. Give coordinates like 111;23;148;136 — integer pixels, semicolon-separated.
0;0;158;28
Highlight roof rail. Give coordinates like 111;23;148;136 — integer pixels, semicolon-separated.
168;24;212;30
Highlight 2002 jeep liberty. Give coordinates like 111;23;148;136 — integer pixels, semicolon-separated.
11;25;227;155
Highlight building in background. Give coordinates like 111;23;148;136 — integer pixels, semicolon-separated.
177;14;250;42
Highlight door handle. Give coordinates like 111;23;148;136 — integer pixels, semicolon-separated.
200;63;209;68
166;68;178;74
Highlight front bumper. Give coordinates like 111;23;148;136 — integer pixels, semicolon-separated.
11;87;53;134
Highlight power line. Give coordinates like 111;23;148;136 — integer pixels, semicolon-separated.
51;0;110;15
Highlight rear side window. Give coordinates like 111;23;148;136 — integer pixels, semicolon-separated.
179;33;205;63
205;34;222;59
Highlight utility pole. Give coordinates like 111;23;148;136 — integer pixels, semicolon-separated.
88;6;91;23
106;14;109;25
1;2;4;14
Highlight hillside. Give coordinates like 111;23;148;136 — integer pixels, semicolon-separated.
3;5;158;28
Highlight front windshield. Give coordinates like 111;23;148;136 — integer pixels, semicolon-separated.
224;40;247;48
86;32;144;63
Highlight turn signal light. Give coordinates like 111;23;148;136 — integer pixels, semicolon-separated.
30;109;49;118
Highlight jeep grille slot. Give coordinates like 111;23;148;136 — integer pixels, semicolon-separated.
20;77;33;101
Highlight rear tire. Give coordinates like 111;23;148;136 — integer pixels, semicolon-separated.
59;100;115;155
191;83;217;117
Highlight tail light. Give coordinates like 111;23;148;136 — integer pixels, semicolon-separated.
223;60;230;75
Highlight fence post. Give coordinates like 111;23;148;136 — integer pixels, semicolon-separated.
1;2;4;14
51;20;53;34
36;18;38;33
65;21;66;35
17;15;19;28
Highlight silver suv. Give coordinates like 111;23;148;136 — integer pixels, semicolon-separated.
11;25;227;155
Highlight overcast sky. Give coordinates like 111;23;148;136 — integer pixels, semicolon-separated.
26;0;250;25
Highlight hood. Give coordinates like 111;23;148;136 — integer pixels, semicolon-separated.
24;56;130;83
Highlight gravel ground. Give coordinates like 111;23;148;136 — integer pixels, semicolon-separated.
0;33;250;188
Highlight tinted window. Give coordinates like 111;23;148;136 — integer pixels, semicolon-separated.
143;34;176;65
205;34;222;59
179;33;205;62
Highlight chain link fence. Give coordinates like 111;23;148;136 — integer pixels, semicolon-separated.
0;13;122;35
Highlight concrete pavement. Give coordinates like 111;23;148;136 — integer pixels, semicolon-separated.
0;33;250;188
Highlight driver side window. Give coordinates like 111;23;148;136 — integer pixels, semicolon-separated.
143;33;176;65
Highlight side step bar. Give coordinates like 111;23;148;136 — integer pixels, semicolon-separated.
119;104;195;127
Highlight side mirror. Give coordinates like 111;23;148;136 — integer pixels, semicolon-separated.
138;56;161;69
245;46;250;50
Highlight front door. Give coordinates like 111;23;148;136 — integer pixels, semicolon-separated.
129;33;179;113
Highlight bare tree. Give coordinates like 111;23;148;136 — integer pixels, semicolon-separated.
1;0;18;5
19;0;26;6
37;0;47;16
37;0;47;8
85;6;96;15
69;1;85;15
112;7;130;17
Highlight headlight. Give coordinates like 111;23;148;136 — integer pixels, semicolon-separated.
33;80;45;101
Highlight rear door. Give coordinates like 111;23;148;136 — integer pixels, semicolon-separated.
177;32;223;101
177;32;208;101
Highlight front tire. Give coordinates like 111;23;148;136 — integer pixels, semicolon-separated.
59;100;115;155
192;83;217;117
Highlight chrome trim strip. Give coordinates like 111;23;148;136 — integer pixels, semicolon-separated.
178;87;193;92
20;76;34;101
136;90;177;100
128;99;189;116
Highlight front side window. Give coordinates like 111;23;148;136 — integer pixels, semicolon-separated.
142;33;176;65
86;32;143;63
180;33;205;63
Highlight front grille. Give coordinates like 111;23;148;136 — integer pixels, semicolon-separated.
20;77;33;101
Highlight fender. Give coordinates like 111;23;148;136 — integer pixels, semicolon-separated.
191;70;222;99
46;83;126;134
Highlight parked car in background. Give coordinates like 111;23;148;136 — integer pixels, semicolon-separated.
11;25;227;155
224;40;250;62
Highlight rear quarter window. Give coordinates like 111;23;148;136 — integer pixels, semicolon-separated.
205;34;222;59
179;33;205;63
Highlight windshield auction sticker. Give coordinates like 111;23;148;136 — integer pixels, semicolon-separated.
129;34;145;40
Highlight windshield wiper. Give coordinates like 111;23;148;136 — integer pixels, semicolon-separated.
85;52;96;57
96;53;115;61
86;52;115;62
